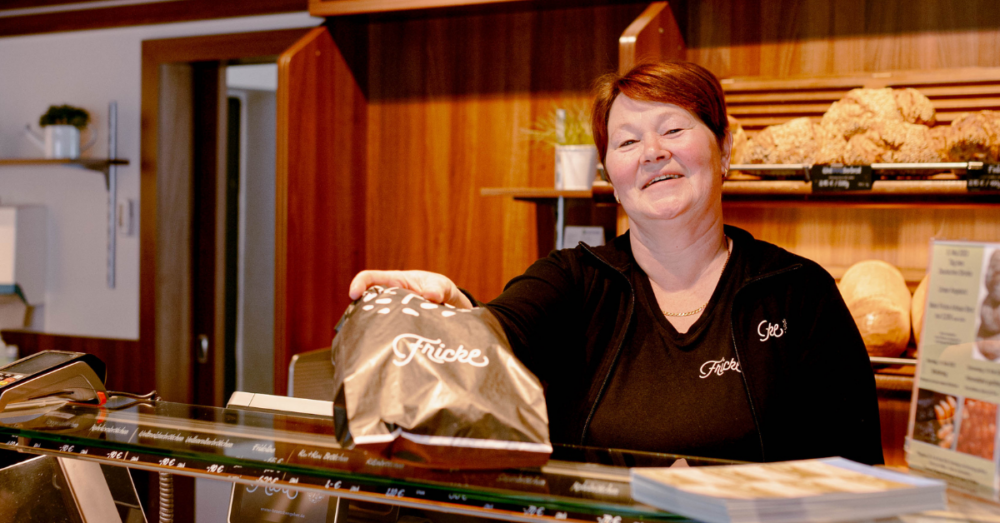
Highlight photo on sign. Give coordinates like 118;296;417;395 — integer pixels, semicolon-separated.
955;398;999;461
912;389;959;450
974;248;1000;363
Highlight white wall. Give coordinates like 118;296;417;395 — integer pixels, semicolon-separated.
0;12;320;339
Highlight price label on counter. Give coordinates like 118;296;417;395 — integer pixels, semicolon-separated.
810;165;873;191
967;164;1000;191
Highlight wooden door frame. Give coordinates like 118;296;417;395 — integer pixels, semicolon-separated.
140;27;312;404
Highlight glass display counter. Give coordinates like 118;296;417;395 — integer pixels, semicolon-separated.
2;396;999;523
0;397;720;522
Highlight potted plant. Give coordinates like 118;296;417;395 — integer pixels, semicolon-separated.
524;103;599;190
25;104;93;159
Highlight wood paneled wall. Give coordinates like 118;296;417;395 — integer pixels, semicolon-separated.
364;2;648;297
723;205;1000;284
276;23;369;396
677;0;1000;283
0;330;144;394
684;0;1000;78
274;3;648;384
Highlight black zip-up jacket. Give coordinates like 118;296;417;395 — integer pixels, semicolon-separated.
483;225;884;465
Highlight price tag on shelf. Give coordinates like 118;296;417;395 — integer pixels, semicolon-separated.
967;164;1000;191
810;165;873;191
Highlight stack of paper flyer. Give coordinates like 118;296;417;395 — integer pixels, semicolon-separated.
630;458;946;523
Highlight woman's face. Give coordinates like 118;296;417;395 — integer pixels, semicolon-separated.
604;95;730;225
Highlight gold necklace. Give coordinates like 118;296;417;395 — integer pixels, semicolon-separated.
662;239;732;318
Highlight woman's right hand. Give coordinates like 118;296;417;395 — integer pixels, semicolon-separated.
348;270;474;309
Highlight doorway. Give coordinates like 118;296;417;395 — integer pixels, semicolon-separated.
139;27;310;521
141;28;307;405
227;63;279;396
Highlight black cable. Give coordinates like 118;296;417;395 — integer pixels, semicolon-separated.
105;390;159;402
101;390;159;410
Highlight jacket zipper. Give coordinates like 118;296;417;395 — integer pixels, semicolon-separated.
578;243;635;445
728;263;803;461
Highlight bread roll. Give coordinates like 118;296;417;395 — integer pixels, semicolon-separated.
912;273;929;348
812;126;848;165
743;117;822;164
944;111;1000;162
929;125;953;161
741;138;767;164
821;87;937;143
892;88;936;126
877;121;943;163
739;87;943;167
728;115;748;164
821;88;902;140
839;260;913;358
838;121;942;166
843;130;888;164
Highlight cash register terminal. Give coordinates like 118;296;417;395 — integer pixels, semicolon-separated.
0;350;107;412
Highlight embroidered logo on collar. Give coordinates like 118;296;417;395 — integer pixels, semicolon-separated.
758;318;787;342
699;358;741;378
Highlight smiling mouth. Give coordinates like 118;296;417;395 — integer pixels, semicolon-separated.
642;174;682;189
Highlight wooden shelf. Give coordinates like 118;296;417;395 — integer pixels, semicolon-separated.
480;182;615;202
0;104;126;289
722;180;999;205
483;180;999;206
0;158;129;176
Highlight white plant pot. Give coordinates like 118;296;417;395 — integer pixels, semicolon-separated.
44;125;81;159
554;144;598;190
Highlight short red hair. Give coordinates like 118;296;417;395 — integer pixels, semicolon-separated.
591;61;728;165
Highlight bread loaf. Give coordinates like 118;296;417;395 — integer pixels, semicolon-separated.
741;87;949;166
812;126;848;165
929;125;953;161
743;117;822;164
728;115;748;165
881;121;942;163
835;121;943;166
843;131;887;164
726;115;764;179
839;260;913;358
821;88;901;140
892;88;936;126
821;87;937;143
944;111;1000;162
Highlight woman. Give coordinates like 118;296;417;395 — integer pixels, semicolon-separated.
350;61;883;465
